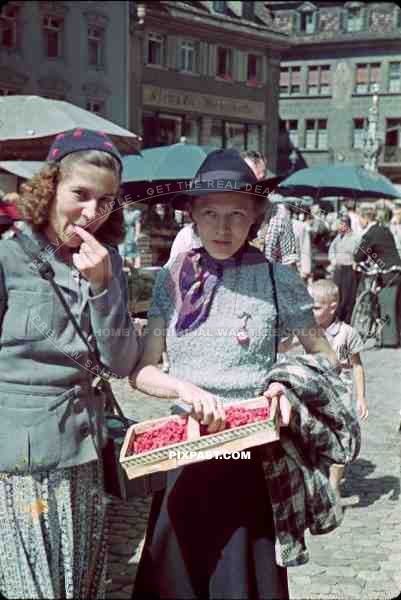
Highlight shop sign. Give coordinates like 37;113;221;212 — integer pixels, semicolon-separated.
143;85;264;120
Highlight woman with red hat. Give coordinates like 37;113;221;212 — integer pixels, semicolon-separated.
0;129;140;598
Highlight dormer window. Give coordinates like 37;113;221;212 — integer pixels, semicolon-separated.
347;6;363;32
300;11;315;34
296;3;318;35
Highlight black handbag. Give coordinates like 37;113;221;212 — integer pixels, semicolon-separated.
14;230;166;500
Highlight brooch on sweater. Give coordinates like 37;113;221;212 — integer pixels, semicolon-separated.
236;312;251;346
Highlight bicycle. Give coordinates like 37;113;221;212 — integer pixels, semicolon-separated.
350;263;401;347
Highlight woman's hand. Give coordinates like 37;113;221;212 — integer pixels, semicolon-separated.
72;225;112;293
176;381;226;433
263;382;292;427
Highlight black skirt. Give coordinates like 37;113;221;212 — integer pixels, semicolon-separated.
133;446;289;600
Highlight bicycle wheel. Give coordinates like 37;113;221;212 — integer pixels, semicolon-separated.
351;290;376;342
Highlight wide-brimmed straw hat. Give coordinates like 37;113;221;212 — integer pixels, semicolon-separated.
172;148;282;209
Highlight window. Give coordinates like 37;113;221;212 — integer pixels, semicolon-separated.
288;120;299;147
242;1;254;20
213;1;226;13
183;118;200;144
247;54;262;84
355;63;381;94
280;66;301;95
0;4;19;49
389;62;401;93
300;11;315;34
88;26;104;68
305;119;327;150
353;118;367;148
347;6;363;32
0;88;20;95
179;40;197;73
385;118;401;163
216;47;233;80
307;65;331;96
43;15;64;58
281;119;299;147
225;122;246;150
86;99;104;116
147;32;165;66
210;119;224;147
246;124;261;151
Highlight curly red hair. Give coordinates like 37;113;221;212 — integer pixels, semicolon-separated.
14;150;125;246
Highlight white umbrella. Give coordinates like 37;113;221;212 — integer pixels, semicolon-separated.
0;95;141;160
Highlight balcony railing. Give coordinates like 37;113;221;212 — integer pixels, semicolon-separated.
382;146;401;163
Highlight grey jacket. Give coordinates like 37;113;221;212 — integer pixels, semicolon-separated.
0;225;139;473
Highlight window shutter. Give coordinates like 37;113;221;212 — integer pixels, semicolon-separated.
280;69;289;86
166;36;177;69
236;50;247;82
356;65;368;83
209;44;217;76
292;11;300;33
233;49;240;81
321;66;331;84
199;41;208;75
371;63;381;84
308;67;319;85
292;68;301;85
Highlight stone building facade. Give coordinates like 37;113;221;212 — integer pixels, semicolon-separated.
267;1;401;183
0;0;130;127
130;0;291;173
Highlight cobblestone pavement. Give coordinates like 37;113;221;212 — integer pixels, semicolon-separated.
106;347;401;600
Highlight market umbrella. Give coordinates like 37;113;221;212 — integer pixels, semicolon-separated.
278;164;401;200
121;143;220;205
122;143;220;182
0;95;141;160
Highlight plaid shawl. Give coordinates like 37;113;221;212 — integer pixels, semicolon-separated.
261;353;361;567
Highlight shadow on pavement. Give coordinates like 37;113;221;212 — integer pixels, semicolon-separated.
341;457;400;507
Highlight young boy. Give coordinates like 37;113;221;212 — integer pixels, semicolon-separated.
280;279;368;498
311;279;368;498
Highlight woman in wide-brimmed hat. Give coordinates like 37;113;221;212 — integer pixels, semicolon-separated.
129;149;338;599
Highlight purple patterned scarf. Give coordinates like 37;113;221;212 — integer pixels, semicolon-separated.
166;244;268;336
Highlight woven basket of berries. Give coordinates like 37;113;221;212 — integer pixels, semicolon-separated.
119;396;279;480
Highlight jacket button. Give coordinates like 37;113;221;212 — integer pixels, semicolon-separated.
80;423;90;438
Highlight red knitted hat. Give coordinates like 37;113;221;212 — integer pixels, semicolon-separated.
46;128;122;166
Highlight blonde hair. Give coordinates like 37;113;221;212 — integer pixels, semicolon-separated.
309;279;339;304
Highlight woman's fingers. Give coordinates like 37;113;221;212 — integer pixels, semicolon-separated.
263;383;291;427
279;395;292;426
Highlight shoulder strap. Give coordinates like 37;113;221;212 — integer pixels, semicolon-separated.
267;260;279;362
14;230;96;355
14;229;129;420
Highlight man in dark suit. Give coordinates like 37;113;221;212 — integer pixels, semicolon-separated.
354;202;401;286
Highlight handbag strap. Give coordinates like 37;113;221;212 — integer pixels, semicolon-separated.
14;229;128;421
267;260;279;363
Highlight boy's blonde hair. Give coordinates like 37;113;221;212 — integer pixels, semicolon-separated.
309;279;339;305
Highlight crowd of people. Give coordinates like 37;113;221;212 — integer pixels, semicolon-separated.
0;131;393;599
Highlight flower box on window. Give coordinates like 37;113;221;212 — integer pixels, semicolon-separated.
120;396;279;479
